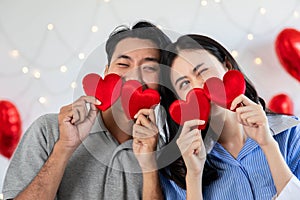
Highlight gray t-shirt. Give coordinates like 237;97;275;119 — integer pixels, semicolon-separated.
2;111;166;200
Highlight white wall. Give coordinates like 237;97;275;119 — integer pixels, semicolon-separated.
1;0;300;192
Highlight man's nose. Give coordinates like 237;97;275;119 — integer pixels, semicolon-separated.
123;66;143;83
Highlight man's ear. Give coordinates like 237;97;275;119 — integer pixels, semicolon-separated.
104;65;109;75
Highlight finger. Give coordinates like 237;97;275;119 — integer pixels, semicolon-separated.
134;108;156;123
87;103;99;123
181;120;205;135
82;95;102;105
71;105;87;124
133;124;157;139
230;94;254;111
135;115;158;133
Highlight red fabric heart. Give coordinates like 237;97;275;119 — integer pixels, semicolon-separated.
169;89;210;130
275;28;300;82
82;73;122;111
0;100;22;159
121;80;160;119
204;70;246;109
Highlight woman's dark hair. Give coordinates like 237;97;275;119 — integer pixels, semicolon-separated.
159;34;270;189
105;21;171;65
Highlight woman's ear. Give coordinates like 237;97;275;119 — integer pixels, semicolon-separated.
224;57;233;71
104;65;109;75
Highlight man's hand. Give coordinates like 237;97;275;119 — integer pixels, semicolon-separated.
58;96;100;153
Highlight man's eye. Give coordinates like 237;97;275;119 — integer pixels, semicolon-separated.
143;66;158;72
179;80;190;90
117;63;129;67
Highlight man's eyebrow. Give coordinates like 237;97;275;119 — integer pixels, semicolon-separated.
192;63;204;73
175;76;187;86
117;55;132;61
144;57;159;63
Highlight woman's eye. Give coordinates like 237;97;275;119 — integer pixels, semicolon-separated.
179;80;190;90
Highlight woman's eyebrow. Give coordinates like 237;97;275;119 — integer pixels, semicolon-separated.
192;63;204;73
175;76;187;86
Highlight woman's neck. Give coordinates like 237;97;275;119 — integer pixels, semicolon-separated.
217;111;247;158
101;108;132;144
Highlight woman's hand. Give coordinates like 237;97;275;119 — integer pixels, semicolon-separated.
58;96;100;153
132;108;159;172
177;119;206;176
231;94;274;147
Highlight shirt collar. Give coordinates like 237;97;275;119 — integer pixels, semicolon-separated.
267;115;300;135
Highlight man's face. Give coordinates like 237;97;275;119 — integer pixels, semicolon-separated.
105;37;160;90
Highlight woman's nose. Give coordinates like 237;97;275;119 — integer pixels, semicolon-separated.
192;76;204;89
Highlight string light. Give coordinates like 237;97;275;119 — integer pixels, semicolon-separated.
247;33;254;40
157;25;163;29
294;11;299;18
33;70;41;79
47;23;54;31
78;53;85;60
231;50;238;58
70;81;77;89
201;0;208;6
91;25;98;33
254;57;262;65
60;65;68;73
10;50;19;58
22;66;29;74
104;0;110;2
260;7;266;15
38;96;47;104
214;0;221;3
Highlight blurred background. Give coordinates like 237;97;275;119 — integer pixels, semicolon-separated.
0;0;300;192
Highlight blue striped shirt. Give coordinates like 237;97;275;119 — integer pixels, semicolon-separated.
160;115;300;200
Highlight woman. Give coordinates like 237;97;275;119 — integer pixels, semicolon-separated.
159;34;300;199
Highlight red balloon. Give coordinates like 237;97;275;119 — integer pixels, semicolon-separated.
268;94;294;115
275;28;300;82
0;100;22;158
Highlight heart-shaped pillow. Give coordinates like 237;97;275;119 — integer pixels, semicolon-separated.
275;28;300;82
169;89;210;130
82;73;122;111
0;100;22;159
204;70;246;109
121;80;160;119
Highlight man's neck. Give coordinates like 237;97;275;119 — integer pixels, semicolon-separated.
101;108;132;144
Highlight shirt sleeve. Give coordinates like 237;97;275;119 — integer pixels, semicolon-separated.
2;114;58;200
287;123;300;178
273;175;300;200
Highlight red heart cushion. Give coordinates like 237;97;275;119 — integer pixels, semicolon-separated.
204;70;245;109
0;100;22;159
121;80;160;119
82;73;122;111
169;89;210;130
275;28;300;82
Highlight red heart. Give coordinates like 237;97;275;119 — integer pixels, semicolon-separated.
0;100;22;159
204;70;246;109
275;28;300;82
121;80;160;119
169;89;210;130
82;73;122;111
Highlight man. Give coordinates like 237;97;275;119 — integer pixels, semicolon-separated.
2;21;171;200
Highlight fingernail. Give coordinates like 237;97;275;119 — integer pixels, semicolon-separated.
96;100;101;105
134;113;138;119
200;120;205;124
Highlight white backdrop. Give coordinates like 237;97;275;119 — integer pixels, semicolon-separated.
1;0;300;193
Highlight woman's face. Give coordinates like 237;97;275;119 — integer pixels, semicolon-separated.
170;49;228;100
